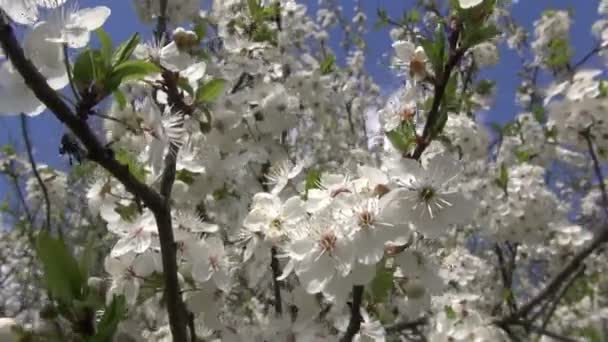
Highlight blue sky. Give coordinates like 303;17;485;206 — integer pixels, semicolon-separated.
0;0;602;199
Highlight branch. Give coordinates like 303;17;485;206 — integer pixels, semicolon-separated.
19;114;55;236
494;243;517;313
340;285;364;342
571;43;608;71
507;321;578;342
155;0;169;43
385;316;428;334
496;223;608;326
0;13;189;342
581;129;608;216
410;47;466;160
538;265;585;334
270;246;283;316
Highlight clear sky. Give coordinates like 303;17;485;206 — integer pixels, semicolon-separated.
0;0;602;199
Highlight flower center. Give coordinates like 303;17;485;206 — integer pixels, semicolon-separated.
409;59;426;78
419;186;435;203
318;232;337;252
209;256;220;271
270;218;283;231
358;210;375;228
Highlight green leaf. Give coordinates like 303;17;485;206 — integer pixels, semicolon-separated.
546;37;572;70
599;80;608;98
113;90;127;110
73;49;107;90
248;0;262;19
386;120;417;154
112;33;141;66
421;24;446;78
444;305;457;320
369;264;393;304
115;148;146;183
196;78;226;103
407;9;420;23
106;60;160;91
514;149;536;163
461;24;500;49
78;235;96;282
176;170;198;185
532;104;545;123
95;28;113;65
193;19;207;41
36;231;84;304
304;169;321;196
92;295;127;342
320;54;336;75
475;79;495;95
494;163;509;194
178;77;195;97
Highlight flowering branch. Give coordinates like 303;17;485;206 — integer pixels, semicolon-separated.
0;12;189;342
410;38;465;160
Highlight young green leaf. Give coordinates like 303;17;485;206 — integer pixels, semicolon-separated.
106;60;160;92
196;78;227;103
36;231;84;304
73;49;107;90
369;264;394;304
95;28;113;65
320;54;336;75
112;33;141;66
92;295;127;342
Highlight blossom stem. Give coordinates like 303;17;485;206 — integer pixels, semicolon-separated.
62;43;81;102
20;114;56;237
340;285;364;342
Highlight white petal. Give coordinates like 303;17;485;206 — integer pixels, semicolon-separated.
288;238;316;261
459;0;484;9
191;259;213;283
71;6;111;31
392;40;415;61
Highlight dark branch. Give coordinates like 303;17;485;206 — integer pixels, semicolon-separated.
270;246;283;316
340;285;364;342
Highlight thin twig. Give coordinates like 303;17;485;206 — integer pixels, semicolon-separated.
581;129;608;216
496;223;608;326
538;265;585;334
270;247;283;316
62;43;81;102
20;114;55;236
340;285;364;342
155;0;169;44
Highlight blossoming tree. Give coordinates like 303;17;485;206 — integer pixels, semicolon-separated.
0;0;607;341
